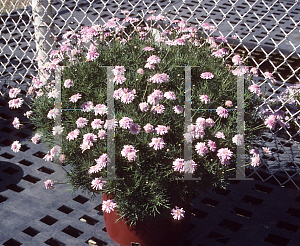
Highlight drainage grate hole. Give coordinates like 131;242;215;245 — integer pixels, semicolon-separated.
241;195;263;206
94;204;103;215
255;184;273;194
207;231;230;244
33;151;46;159
37;166;55;174
286;207;300;218
3;238;22;246
73;195;89;204
0;139;13;146
6;183;24;192
0;152;15;159
213;187;230;196
201;197;220;207
0;195;8;203
229;179;240;185
276;221;299;232
191;208;208;219
131;243;140;246
22;174;41;183
234;207;253;218
86;237;108;245
40;215;58;225
45;237;66;246
19;159;33;166
188;223;196;231
79;215;99;225
14;132;30;139
19;144;30;152
57;205;74;214
0;113;13;120
3;167;19;175
22;226;39;237
264;233;290;246
102;226;107;232
219;219;242;232
62;225;84;238
0;127;14;133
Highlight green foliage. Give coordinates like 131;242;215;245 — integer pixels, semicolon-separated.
27;17;266;226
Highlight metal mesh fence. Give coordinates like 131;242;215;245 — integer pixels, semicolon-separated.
0;0;300;189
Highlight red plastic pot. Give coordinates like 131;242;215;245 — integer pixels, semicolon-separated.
102;193;192;246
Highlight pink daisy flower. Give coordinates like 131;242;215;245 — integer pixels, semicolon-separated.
76;117;89;128
81;101;94;112
127;151;138;162
130;123;141;135
225;100;233;107
112;66;126;76
104;118;118;130
144;123;154;133
66;129;80;141
184;160;197;173
83;133;97;146
264;115;277;129
164;91;176;100
94;104;107;116
11;140;21;153
12;117;23;129
208;140;217;152
174;105;183;114
232;134;244;146
195;142;209;156
264;72;276;84
250;67;259;77
251;156;260;167
47;108;59;120
9;88;21;98
102;199;117;213
200;95;210;104
148;73;170;83
43;151;54;162
44;180;55;190
144;62;155;70
31;133;41;144
262;147;271;154
50;145;62;157
174;38;186;45
64;79;74;88
98;129;107;139
171;206;185;220
205;118;215;128
201;23;212;30
173;158;185;173
113;75;126;85
121;92;135;104
232;55;242;65
91;119;104;129
217;148;233;165
216;106;228;118
143;47;154;51
137;68;144;75
52;125;64;135
215;131;225;139
95;153;108;168
80;142;91;153
91;177;107;190
196;117;206;128
151;104;165;114
200;72;214;79
149;137;165;150
119;117;133;129
139;102;149;112
147;55;161;64
249;149;260;156
8;98;24;109
248;84;261;96
88;164;103;174
155;125;170;135
69;93;82;103
216;36;227;43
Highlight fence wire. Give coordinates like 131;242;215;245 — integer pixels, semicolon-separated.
0;0;300;189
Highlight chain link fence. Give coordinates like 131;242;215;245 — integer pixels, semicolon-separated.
1;0;300;189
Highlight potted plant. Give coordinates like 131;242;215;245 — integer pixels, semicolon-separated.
9;11;268;246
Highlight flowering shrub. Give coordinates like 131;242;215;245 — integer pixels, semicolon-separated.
9;13;267;226
259;83;300;140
